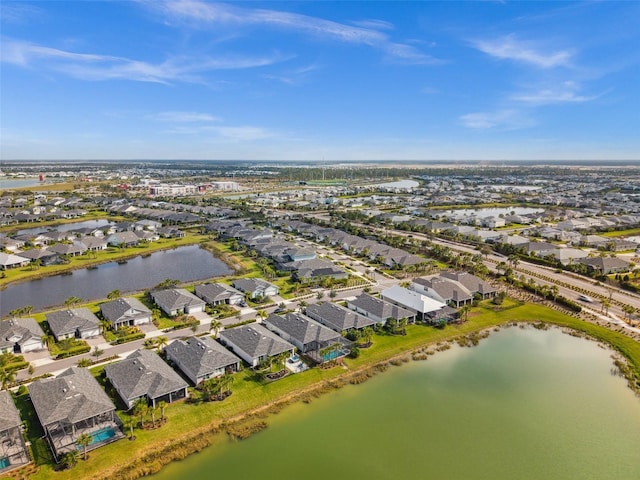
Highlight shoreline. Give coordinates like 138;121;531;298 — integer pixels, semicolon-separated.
97;319;640;480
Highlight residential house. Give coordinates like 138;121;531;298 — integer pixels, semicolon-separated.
231;278;279;300
28;367;123;460
104;349;188;408
165;336;242;386
381;285;446;322
304;302;376;334
0;253;29;270
219;324;295;368
100;297;152;330
17;247;59;265
76;236;108;251
106;231;140;247
0;390;29;473
577;256;632;275
45;308;101;342
290;258;348;284
47;243;87;257
347;293;416;325
150;288;206;316
439;271;498;299
0;317;46;354
194;283;244;306
264;313;347;362
412;276;473;307
548;247;589;265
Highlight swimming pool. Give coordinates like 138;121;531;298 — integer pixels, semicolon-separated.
0;457;9;469
89;427;117;444
322;349;345;361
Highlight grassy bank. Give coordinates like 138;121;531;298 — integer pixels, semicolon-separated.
17;301;640;480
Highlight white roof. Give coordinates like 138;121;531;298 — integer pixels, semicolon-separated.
382;285;446;314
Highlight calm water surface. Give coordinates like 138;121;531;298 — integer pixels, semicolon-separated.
153;328;640;480
0;245;231;315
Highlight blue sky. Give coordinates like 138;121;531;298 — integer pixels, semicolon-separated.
1;1;639;161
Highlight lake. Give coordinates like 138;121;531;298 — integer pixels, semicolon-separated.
14;219;115;237
152;327;640;480
0;245;232;315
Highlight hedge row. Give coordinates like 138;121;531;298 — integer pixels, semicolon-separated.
55;344;91;359
111;332;146;345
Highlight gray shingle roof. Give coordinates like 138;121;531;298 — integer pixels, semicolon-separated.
348;293;414;321
265;313;340;346
100;297;151;325
0;390;21;432
194;283;242;304
29;367;115;426
104;349;188;404
165;337;241;384
304;302;375;332
151;288;205;312
414;277;472;303
440;272;497;296
231;278;277;296
219;324;293;360
0;317;45;350
46;308;100;338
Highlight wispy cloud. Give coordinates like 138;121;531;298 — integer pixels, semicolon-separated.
146;0;440;65
511;81;600;105
1;38;287;84
471;34;573;68
350;19;395;31
0;3;44;24
149;111;220;122
460;109;534;130
262;63;322;85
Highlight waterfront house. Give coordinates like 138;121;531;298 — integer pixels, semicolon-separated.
28;367;123;461
264;313;348;363
381;285;446;321
165;336;242;385
304;302;376;334
231;278;279;300
0;390;30;473
0;317;46;354
347;293;416;325
290;258;348;284
45;308;101;342
439;271;498;299
106;231;139;247
194;282;244;306
76;236;108;251
99;297;152;330
0;253;29;270
219;324;295;368
412;276;473;307
17;247;59;265
47;243;87;257
104;349;189;408
150;288;206;316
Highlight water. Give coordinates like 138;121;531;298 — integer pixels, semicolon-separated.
90;427;116;444
0;245;232;315
14;219;114;237
0;178;44;190
152;328;640;480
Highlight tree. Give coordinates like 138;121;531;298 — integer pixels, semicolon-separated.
298;300;307;310
76;432;92;460
41;334;54;349
22;305;33;316
157;400;167;423
99;319;111;335
156;336;169;352
210;319;223;338
107;289;121;300
0;368;16;390
91;345;104;361
132;398;148;429
459;305;471;322
61;450;80;469
360;326;374;346
329;289;337;299
150;404;158;428
256;309;268;322
64;296;83;310
77;358;92;367
123;416;135;440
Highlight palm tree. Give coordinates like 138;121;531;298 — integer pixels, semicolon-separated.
76;432;92;460
149;404;157;428
298;300;307;310
123;416;135;440
22;305;34;316
155;336;169;352
91;345;104;361
107;289;121;300
132;398;148;429
360;326;374;346
459;305;471;323
256;309;268;323
157;401;167;423
210;319;223;338
40;334;54;350
61;450;80;469
0;368;16;390
99;319;111;335
64;296;82;310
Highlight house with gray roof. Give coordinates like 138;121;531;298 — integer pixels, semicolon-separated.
16;247;59;265
231;278;279;300
264;313;346;360
165;337;242;385
346;293;416;325
577;256;632;275
47;243;87;257
150;288;206;316
105;349;188;409
194;283;244;306
381;285;446;321
0;317;46;354
412;276;473;307
304;302;376;334
106;231;140;247
46;308;101;342
28;367;123;460
100;297;152;330
0;390;29;473
219;324;294;368
290;258;348;284
440;272;497;299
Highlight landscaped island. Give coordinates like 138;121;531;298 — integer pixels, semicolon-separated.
16;300;640;480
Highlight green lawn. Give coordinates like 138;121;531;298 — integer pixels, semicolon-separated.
20;300;640;480
601;228;640;238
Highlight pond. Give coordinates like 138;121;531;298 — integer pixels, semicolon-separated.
151;327;640;480
0;245;232;315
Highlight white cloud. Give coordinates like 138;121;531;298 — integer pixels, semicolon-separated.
460;109;534;130
147;0;440;65
1;38;287;84
471;34;573;68
149;111;220;122
511;82;598;105
350;19;395;31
